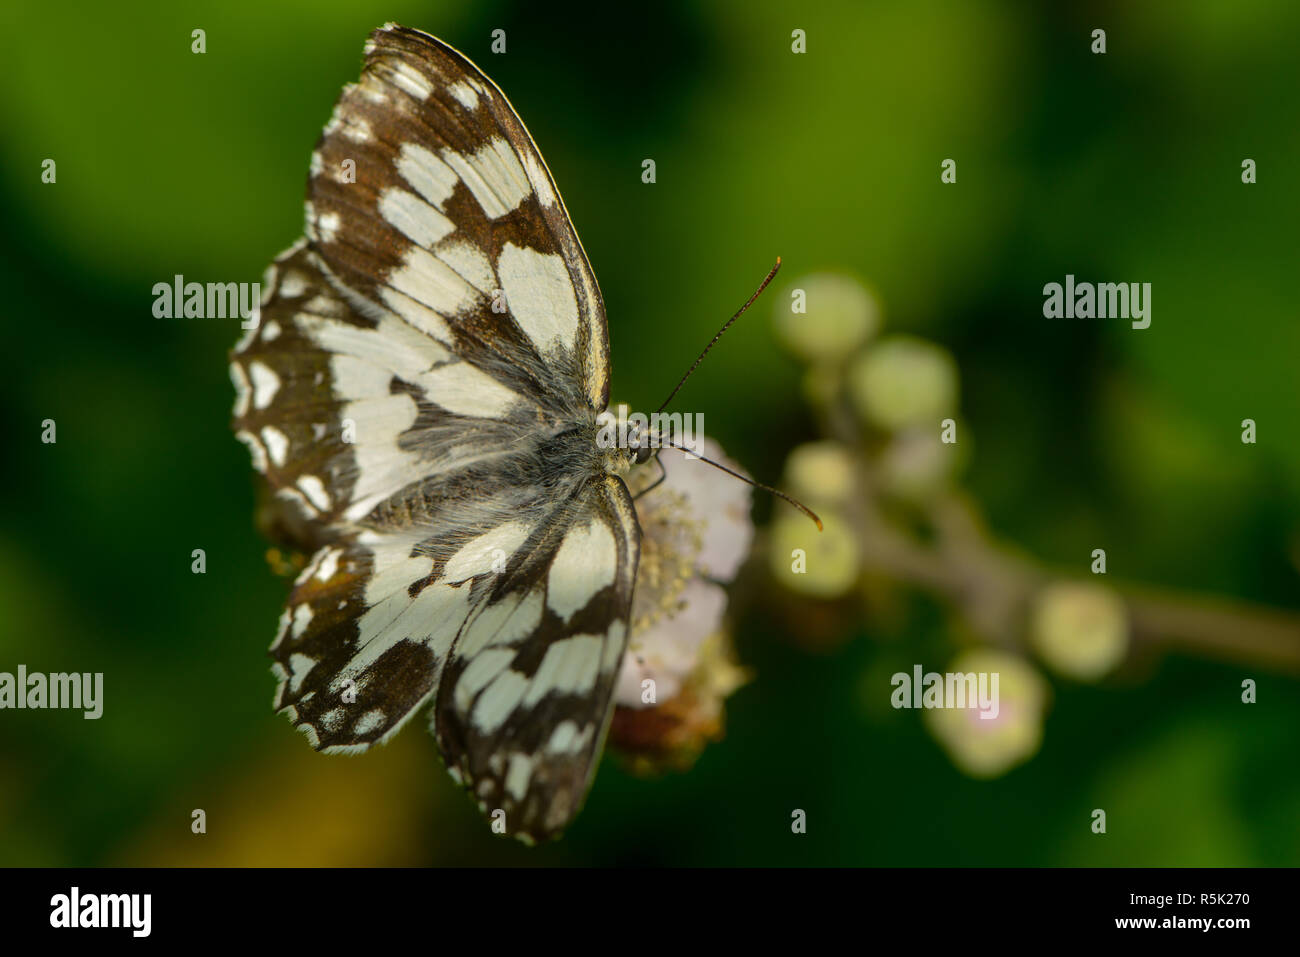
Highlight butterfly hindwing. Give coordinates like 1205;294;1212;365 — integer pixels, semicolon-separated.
269;471;640;844
269;531;460;751
269;501;573;753
435;474;639;841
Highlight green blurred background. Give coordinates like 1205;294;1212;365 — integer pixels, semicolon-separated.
2;0;1297;865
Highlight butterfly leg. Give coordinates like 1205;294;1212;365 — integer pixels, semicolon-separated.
633;453;667;499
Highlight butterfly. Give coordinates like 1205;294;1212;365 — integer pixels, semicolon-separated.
230;23;809;843
228;22;657;844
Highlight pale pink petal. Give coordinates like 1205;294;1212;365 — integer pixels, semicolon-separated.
655;437;753;582
615;580;728;709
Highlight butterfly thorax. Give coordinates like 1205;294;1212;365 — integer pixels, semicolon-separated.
356;411;605;533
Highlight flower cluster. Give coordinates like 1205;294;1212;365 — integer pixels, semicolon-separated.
768;271;1133;778
607;435;754;772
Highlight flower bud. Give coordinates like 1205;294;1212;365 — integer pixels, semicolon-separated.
784;441;857;504
774;273;879;364
1029;581;1129;681
769;511;859;599
924;649;1049;779
878;427;961;501
848;336;958;432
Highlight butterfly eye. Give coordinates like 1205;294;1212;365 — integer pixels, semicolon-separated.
634;444;654;465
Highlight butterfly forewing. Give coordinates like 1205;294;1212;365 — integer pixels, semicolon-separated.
307;24;609;413
231;24;640;842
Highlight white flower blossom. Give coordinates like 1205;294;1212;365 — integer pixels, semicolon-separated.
615;437;753;709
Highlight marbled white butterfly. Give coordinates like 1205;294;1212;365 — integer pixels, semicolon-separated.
230;23;807;842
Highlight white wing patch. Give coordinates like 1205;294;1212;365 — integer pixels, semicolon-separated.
601;620;628;672
287;653;317;694
520;150;558;210
546;519;618;621
297;474;332;511
301;313;453;375
261;426;290;468
377;286;456;346
379;187;455;247
248;360;281;410
455;648;517;713
497;243;580;358
389;60;433;100
231;363;251;417
353;709;388;735
278;270;310;300
522;634;602;706
412;361;520;419
397;142;459;210
448;79;481;111
310;543;459;674
442;521;534;581
442;137;531;219
315;210;341;244
313;546;343;583
234;430;267;472
472;668;530;733
435;240;496;295
337;392;421;520
547;720;594;754
388;245;482;319
505;753;535;800
454;590;546;659
377;582;473;663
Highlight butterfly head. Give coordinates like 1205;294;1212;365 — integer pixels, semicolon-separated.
628;423;656;467
594;407;657;475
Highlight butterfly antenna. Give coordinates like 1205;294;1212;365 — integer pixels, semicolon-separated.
655;257;783;415
657;441;823;531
